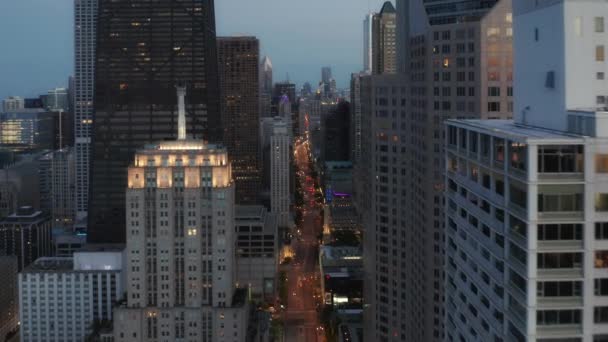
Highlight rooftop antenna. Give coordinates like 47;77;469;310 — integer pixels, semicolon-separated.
176;84;187;140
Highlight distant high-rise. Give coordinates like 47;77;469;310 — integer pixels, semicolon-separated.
360;0;513;341
260;56;273;117
1;97;24;113
322;100;351;162
270;117;290;228
372;2;397;75
363;13;374;73
39;148;75;228
74;0;97;225
218;36;261;205
322;66;332;85
46;88;69;112
88;0;220;243
113;88;248;341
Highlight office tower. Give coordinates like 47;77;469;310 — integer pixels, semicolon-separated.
322;100;350;162
218;36;261;205
89;0;221;243
270;117;290;228
112;87;248;341
1;97;24;113
322;66;332;96
260;56;273;117
0;153;44;216
0;256;18;342
46;88;69;111
360;0;513;340
301;82;313;98
322;66;332;85
372;2;397;75
39;148;75;228
0;206;52;270
74;0;97;225
19;247;124;342
24;98;44;109
445;0;608;340
0;110;55;152
235;205;278;300
273;82;297;104
364;13;374;73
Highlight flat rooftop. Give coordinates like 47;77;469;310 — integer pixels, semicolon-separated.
446;119;584;142
22;257;73;273
78;244;125;253
235;205;266;220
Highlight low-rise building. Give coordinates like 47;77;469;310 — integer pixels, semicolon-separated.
319;246;363;309
235;205;278;300
19;245;125;342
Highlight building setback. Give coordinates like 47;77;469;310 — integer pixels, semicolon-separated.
217;36;262;205
112;88;248;341
89;0;221;243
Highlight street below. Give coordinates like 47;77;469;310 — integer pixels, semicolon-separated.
283;138;324;342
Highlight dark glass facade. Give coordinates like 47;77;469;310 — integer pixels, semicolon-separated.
423;0;499;25
217;37;261;204
89;0;220;243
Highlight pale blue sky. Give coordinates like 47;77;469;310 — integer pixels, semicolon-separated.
0;0;386;100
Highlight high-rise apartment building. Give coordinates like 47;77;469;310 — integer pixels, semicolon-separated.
74;0;97;224
372;2;397;75
0;206;53;270
445;1;608;340
360;0;513;341
270;117;290;228
260;56;273;117
112;87;248;341
218;36;261;205
19;247;124;342
89;0;221;243
0;256;18;342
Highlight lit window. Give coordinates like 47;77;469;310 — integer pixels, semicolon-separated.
597;45;605;61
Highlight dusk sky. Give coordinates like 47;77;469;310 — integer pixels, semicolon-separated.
0;0;386;100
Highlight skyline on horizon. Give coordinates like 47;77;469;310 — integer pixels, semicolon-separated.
0;0;386;100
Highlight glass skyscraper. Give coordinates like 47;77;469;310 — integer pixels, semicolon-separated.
88;0;221;243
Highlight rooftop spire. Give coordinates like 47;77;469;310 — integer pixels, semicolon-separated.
176;85;186;140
